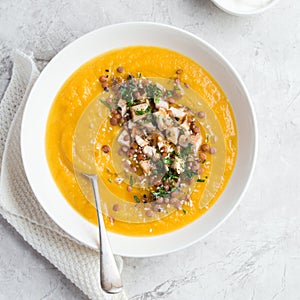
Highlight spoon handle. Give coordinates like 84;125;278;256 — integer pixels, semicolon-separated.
88;174;123;294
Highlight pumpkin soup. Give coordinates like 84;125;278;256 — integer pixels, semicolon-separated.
46;46;237;236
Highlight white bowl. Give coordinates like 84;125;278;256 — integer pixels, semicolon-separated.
21;22;257;257
211;0;280;16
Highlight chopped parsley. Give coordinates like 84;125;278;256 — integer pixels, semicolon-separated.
119;86;134;102
171;150;180;157
166;90;173;97
144;84;163;103
181;143;193;158
135;109;145;115
135;106;151;115
197;179;205;182
156;158;165;172
152;187;169;198
163;157;173;165
163;168;179;182
154;96;161;104
182;209;187;214
100;98;112;110
130;175;133;186
134;195;140;203
179;128;185;135
126;99;140;107
182;169;197;179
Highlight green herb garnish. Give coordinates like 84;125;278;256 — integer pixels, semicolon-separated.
181;143;192;158
163;168;179;182
154;96;160;104
182;169;198;179
152;187;169;198
145;84;163;104
171;150;180;157
166;90;173;97
127;100;140;107
130;176;133;186
183;209;187;214
135;106;151;115
100;99;112;110
134;195;140;203
135;109;146;115
119;86;134;102
156;158;165;171
197;179;205;182
179;128;185;135
163;157;173;165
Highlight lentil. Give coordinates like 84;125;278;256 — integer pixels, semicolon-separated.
198;167;204;175
199;153;206;161
102;81;108;88
197;111;206;119
116;66;124;73
201;143;210;152
110;117;118;125
101;145;110;153
174;201;182;209
99;75;107;82
209;147;217;154
112;204;120;212
146;210;154;218
156;197;164;204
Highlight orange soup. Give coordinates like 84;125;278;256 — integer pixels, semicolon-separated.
46;46;237;236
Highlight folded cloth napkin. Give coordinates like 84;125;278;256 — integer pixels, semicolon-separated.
0;51;126;300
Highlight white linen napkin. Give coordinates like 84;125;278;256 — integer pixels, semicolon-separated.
0;51;126;300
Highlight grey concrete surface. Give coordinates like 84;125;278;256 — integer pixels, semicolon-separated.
1;0;300;299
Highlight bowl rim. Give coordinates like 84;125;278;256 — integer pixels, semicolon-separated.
210;0;280;16
21;22;257;257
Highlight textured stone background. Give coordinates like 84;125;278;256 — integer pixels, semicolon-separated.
1;0;300;299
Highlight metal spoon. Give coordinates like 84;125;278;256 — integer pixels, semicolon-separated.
83;173;123;294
